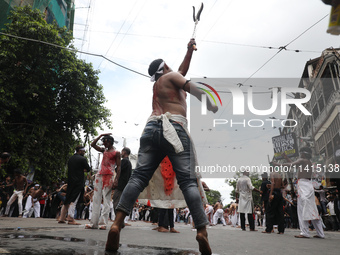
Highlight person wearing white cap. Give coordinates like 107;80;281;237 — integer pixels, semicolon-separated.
23;184;46;218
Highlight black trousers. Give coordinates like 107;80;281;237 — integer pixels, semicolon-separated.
158;208;174;229
240;213;255;230
265;189;285;233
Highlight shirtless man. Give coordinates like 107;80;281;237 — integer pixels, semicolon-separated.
212;202;226;226
105;39;217;255
3;168;28;217
262;172;285;234
23;185;47;218
271;147;324;238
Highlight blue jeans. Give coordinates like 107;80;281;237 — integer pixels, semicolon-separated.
116;120;208;229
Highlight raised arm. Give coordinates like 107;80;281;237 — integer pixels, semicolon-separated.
91;134;110;152
177;39;196;76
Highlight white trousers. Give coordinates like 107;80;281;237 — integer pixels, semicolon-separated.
68;193;80;219
213;209;226;226
299;217;325;238
90;174;113;228
5;190;23;216
110;201;115;220
23;196;40;218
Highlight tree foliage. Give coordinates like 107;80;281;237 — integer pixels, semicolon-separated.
0;6;111;182
205;189;222;205
226;172;262;206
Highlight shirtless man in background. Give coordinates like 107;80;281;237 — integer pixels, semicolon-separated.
262;172;285;234
3;168;28;217
105;39;217;255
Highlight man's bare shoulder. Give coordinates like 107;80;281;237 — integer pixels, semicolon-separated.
161;71;186;87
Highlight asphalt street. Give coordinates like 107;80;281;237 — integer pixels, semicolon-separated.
0;218;339;255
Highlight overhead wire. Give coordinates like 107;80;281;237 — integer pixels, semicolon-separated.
214;13;330;119
79;0;93;58
71;29;323;54
97;0;138;69
106;0;147;70
241;13;330;86
0;31;150;78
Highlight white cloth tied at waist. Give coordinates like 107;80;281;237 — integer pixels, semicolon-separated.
147;113;187;154
142;112;207;205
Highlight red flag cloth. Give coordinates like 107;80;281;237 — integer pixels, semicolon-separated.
160;156;176;196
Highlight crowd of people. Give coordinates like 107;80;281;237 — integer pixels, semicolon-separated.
1;152;339;234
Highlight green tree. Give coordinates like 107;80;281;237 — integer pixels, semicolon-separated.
205;189;222;205
226;172;262;206
0;6;111;182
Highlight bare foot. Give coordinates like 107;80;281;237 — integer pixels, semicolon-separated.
196;231;212;255
124;223;131;226
295;235;309;238
170;228;180;233
99;225;106;230
152;227;159;231
68;221;81;225
58;220;66;224
158;226;169;232
105;225;120;252
85;224;94;229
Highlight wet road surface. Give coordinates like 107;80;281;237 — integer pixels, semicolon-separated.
1;218;340;255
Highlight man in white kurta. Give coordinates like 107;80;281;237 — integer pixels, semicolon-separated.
271;147;325;239
236;170;260;231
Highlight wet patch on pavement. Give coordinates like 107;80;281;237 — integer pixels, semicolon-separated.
0;233;203;255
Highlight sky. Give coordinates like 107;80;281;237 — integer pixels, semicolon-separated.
72;0;340;205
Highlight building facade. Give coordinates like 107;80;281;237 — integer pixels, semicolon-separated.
0;0;75;32
286;48;340;170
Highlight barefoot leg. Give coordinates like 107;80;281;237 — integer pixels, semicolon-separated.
105;224;120;252
105;211;126;252
196;226;212;255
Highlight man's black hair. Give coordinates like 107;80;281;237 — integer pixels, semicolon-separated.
102;135;114;145
14;168;21;175
148;58;164;81
122;147;131;155
75;145;85;152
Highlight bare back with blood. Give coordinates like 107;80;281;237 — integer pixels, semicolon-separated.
151;73;188;117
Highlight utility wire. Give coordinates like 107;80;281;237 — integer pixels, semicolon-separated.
241;13;329;85
106;0;146;68
0;32;150;78
71;29;323;54
97;0;138;69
